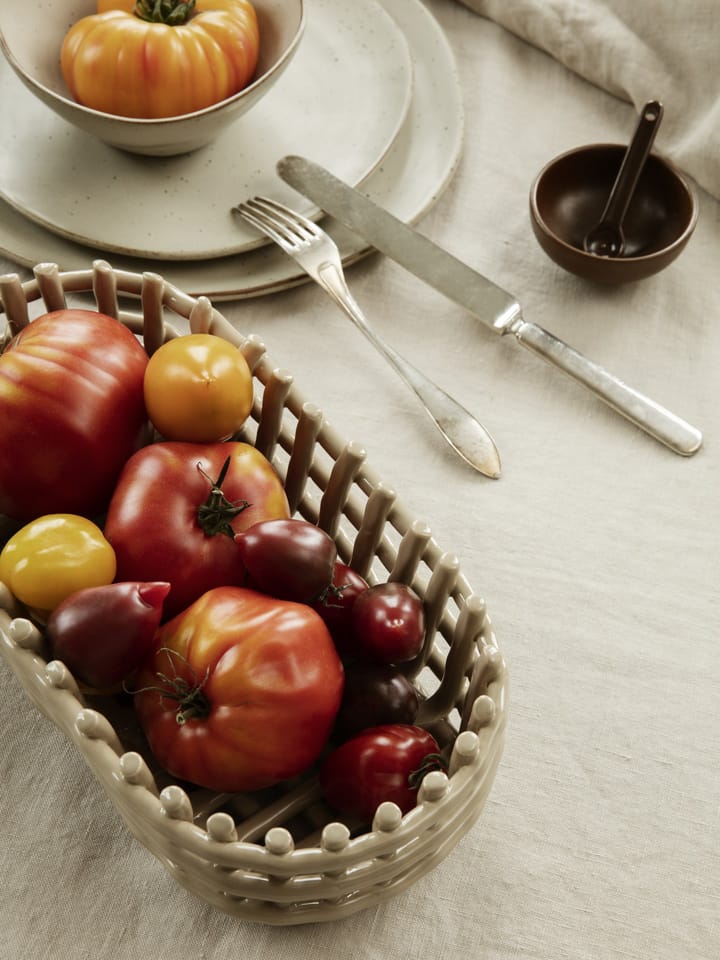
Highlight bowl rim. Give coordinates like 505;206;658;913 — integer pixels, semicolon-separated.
0;0;306;127
529;142;699;265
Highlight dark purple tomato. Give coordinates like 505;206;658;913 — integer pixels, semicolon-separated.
45;581;170;689
311;561;369;657
350;581;425;664
334;663;420;740
319;724;442;820
234;518;337;603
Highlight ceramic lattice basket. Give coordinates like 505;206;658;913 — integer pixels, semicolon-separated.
0;261;508;925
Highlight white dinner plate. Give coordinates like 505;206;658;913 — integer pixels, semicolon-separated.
0;0;412;261
0;0;464;300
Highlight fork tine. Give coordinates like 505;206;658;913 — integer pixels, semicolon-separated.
235;202;291;249
235;194;502;475
251;196;319;233
235;196;321;244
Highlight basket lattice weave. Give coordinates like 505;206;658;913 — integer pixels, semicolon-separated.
0;262;508;924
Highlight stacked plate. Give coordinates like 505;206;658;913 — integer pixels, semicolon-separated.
0;0;464;300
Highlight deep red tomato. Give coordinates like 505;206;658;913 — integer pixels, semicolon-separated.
235;518;337;603
0;310;148;520
319;724;443;820
134;586;344;792
46;581;170;689
350;582;425;664
333;663;420;740
311;561;369;657
104;441;290;619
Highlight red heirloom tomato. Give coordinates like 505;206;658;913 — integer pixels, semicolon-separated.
104;442;290;619
0;310;148;520
350;582;425;664
235;518;337;603
134;587;345;792
320;724;443;820
333;664;420;740
311;562;369;658
46;581;170;689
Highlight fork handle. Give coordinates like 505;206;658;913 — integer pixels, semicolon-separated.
316;263;501;478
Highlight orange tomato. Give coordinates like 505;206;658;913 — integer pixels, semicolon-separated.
134;586;344;792
61;1;260;119
143;333;254;442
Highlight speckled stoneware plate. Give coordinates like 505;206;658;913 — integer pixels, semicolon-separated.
0;0;464;299
0;0;413;261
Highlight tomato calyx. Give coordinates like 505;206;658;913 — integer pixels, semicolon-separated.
133;0;196;26
130;647;211;725
407;752;447;790
196;456;251;538
317;571;368;609
317;581;352;608
313;582;345;609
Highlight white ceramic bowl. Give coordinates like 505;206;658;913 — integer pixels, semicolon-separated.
0;0;305;156
0;262;508;924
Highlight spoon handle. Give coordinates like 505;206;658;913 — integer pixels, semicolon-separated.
600;100;664;225
510;317;702;456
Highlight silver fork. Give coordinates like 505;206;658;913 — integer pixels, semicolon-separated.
233;196;501;478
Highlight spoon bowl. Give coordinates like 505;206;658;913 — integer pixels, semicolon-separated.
530;143;698;284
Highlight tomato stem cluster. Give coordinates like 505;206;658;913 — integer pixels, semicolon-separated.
134;0;196;25
131;647;211;725
408;753;447;790
196;457;251;538
317;582;351;609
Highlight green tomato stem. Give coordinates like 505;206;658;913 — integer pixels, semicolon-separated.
407;753;447;791
129;647;211;724
134;0;197;26
196;456;251;539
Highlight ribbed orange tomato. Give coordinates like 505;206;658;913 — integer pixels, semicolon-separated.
134;587;345;792
60;0;260;119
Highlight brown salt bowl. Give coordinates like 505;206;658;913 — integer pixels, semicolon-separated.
529;143;698;284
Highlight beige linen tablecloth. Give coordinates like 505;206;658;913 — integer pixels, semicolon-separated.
459;0;720;201
1;2;719;958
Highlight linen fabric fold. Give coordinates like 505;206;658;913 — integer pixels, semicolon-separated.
456;0;720;200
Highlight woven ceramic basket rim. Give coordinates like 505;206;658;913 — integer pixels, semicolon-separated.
0;261;509;925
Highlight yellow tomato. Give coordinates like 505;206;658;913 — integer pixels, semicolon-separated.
0;514;116;613
143;333;255;442
61;1;260;119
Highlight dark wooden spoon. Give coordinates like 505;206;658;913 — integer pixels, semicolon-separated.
583;100;664;257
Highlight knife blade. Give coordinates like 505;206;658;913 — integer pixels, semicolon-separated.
277;155;703;457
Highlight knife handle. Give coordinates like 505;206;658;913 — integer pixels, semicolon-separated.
511;319;703;456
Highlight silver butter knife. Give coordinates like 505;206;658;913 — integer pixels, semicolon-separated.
277;155;703;457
